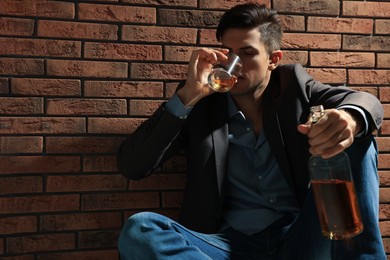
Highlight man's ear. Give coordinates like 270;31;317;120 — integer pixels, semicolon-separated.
268;50;283;71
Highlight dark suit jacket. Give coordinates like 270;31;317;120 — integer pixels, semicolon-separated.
117;64;383;233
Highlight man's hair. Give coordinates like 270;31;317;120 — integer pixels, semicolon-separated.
216;3;283;54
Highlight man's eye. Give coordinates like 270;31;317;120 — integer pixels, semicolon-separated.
243;52;256;56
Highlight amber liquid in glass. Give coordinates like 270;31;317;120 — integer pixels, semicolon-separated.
208;69;237;92
311;179;363;240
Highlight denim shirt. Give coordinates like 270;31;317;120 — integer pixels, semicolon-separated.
220;94;300;235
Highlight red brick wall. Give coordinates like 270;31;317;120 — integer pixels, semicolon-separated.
0;0;388;258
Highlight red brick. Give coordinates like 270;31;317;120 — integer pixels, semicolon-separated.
343;1;390;17
199;29;218;45
384;104;390;119
348;70;390;85
165;46;196;62
274;0;339;15
81;192;159;210
379;154;390;169
281;51;308;65
0;195;79;214
280;15;305;31
378;54;390;68
380;203;390;220
0;38;81;57
79;230;120;249
0;58;44;75
162;191;183;208
78;3;155;23
0;17;34;36
87;118;145;134
380;88;390;102
0;0;74;19
0;117;85;134
45;137;123;154
0;97;43;115
0;176;42;195
376;20;390;35
123;0;195;6
343;35;390;51
46;175;126;192
307;17;372;34
38;21;117;40
165;82;180;98
122;25;197;44
124;209;181;222
199;0;269;9
7;234;75;254
79;232;121;251
46;98;127;115
0;136;43;153
12;78;81;96
84;42;162;60
41;212;121;231
383;237;390;254
129;100;164;116
382;121;390;135
0;255;35;260
131;63;187;80
83;155;117;172
377;137;390;153
379;171;390;187
84;81;163;98
282;33;341;50
37;250;119;260
380;221;390;236
159;9;222;27
47;60;127;78
0;156;80;174
0;216;37;234
349;86;378;97
0;78;9;94
310;52;375;67
306;68;346;84
129;174;186;190
380;187;390;203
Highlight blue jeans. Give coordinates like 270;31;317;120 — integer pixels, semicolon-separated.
118;136;385;259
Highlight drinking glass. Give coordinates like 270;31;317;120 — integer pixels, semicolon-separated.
207;53;242;92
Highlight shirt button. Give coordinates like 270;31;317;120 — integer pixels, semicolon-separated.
269;199;274;203
258;176;262;180
246;127;251;132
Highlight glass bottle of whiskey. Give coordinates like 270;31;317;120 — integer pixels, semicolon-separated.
308;105;364;240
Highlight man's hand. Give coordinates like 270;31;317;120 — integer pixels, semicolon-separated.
297;109;363;159
177;48;229;107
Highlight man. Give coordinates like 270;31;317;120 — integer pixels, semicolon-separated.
117;3;385;259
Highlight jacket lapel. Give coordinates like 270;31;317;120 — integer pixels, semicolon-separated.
263;74;296;193
209;94;229;197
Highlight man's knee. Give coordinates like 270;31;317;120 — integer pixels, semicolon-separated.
118;212;166;258
119;212;162;241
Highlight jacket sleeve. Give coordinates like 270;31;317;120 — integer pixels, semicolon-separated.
294;64;384;132
117;104;187;180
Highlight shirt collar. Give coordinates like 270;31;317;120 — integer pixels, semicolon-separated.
227;93;245;119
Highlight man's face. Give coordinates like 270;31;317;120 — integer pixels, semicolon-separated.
221;27;273;96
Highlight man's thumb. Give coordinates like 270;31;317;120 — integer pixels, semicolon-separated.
297;123;310;135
